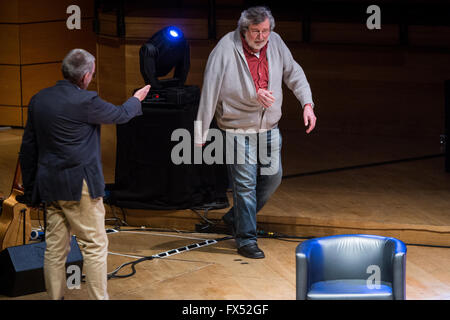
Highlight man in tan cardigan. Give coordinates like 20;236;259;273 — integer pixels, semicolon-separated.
195;6;316;258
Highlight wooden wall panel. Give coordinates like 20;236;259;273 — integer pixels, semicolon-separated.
215;7;240;39
0;1;19;24
283;78;444;136
21;63;62;106
276;21;303;42
125;16;209;40
311;22;399;45
0;0;96;127
0;0;94;23
97;13;117;37
216;19;237;39
20;19;96;65
125;44;145;97
97;38;127;105
278;43;450;136
98;13;209;40
409;25;450;48
22;106;28;126
0;66;21;106
0;106;22;127
0;25;20;65
216;0;244;5
87;78;97;92
186;40;216;87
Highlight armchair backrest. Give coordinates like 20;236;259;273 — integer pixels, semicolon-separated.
301;234;406;284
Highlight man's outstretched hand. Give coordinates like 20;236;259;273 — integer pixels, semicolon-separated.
134;85;151;101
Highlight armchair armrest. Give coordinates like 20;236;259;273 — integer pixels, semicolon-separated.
296;241;314;300
391;238;407;300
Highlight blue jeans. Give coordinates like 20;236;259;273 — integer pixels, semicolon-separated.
222;128;282;248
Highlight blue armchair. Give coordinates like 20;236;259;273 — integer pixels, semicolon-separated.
296;234;407;300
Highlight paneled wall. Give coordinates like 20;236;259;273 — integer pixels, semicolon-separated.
0;0;96;127
96;3;450;137
2;0;450;138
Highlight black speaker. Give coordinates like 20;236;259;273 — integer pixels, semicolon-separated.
112;86;229;210
0;236;83;297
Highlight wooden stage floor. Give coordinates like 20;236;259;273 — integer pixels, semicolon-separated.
0;127;449;300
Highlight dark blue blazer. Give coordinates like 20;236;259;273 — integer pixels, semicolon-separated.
19;79;143;204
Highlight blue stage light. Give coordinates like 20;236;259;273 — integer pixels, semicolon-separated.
140;26;189;89
165;26;183;41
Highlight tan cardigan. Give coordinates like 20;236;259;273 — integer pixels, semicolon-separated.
195;29;314;145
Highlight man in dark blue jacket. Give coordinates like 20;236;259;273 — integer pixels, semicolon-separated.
19;48;150;300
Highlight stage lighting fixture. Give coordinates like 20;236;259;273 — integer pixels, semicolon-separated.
169;29;179;38
139;26;190;90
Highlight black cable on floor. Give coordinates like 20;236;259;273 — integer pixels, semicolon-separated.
106;234;233;280
403;243;450;249
107;256;154;280
257;229;450;249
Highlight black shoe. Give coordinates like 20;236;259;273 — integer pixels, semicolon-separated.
237;243;265;259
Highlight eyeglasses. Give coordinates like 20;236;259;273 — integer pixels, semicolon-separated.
248;29;270;37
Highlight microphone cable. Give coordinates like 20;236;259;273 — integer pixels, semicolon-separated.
106;235;233;280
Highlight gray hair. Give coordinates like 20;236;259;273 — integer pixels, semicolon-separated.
238;6;275;33
62;49;95;85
